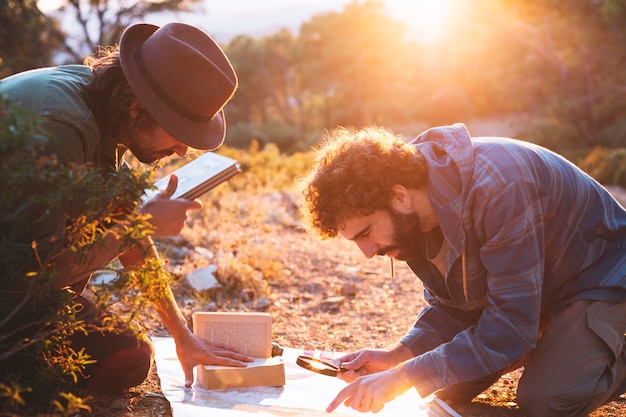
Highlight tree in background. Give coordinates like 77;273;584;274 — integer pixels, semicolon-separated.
510;0;626;149
226;30;307;152
421;0;626;150
297;0;417;129
53;0;205;62
0;0;64;75
14;0;625;159
224;0;425;150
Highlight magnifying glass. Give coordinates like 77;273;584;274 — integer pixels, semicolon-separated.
296;355;344;377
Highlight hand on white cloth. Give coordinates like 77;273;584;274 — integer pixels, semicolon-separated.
326;366;413;413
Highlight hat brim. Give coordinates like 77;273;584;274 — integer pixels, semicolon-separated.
120;23;225;151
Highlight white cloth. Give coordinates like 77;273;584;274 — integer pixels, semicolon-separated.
152;337;443;416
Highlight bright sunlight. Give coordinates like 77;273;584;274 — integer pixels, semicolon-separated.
38;0;62;13
383;0;453;43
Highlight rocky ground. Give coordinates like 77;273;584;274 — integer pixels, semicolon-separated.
90;186;626;417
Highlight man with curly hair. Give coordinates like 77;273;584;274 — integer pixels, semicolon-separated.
299;124;626;417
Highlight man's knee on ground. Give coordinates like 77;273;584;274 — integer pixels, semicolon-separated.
85;337;155;392
517;379;593;417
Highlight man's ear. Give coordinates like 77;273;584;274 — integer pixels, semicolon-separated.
390;185;411;213
128;98;142;119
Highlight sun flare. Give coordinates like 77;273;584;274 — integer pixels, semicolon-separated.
384;0;452;43
37;0;63;13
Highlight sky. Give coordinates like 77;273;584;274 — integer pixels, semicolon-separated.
37;0;452;44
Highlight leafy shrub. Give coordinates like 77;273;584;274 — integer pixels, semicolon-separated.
0;97;166;415
224;122;268;150
578;147;626;187
421;88;474;126
598;119;626;149
260;118;302;153
525;116;585;152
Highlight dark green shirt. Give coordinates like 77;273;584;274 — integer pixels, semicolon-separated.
0;65;119;267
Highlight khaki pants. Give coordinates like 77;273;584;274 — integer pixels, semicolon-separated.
438;300;626;417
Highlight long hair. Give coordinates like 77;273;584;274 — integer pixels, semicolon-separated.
298;126;428;239
83;46;157;137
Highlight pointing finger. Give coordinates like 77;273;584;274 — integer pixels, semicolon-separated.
326;384;354;413
182;361;194;388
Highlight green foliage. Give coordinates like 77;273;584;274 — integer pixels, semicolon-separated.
296;0;417;128
0;97;167;414
598;119;626;149
421;88;474;126
221;143;314;192
519;116;585;151
220;0;626;151
261;119;312;153
578;147;626;188
225;122;269;150
225;119;322;153
9;0;623;152
0;0;64;74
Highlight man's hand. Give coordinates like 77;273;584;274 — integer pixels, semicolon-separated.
334;349;396;382
334;345;412;383
140;174;201;237
326;365;413;413
174;330;253;387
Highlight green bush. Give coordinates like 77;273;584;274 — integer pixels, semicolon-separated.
598;119;626;149
0;97;165;415
578;147;626;187
224;122;268;150
526;116;585;152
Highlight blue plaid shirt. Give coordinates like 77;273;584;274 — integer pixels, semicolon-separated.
400;124;626;397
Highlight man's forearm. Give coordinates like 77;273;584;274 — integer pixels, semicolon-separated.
388;342;415;364
118;240;191;339
53;229;129;288
152;285;192;338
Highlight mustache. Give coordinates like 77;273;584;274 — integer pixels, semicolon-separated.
376;246;396;257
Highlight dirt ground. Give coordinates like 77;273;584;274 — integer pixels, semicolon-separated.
92;186;626;417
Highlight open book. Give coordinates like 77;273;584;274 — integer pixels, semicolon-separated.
192;312;285;390
143;152;241;202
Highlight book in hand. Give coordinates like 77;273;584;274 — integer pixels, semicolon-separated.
192;312;286;390
143;151;241;202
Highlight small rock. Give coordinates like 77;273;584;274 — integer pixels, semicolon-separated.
320;296;345;312
90;270;118;285
186;265;220;291
204;302;218;312
340;283;358;297
244;297;271;311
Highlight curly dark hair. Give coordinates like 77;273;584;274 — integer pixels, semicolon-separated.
83;46;157;139
298;126;427;239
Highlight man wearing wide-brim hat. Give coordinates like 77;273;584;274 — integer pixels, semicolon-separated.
0;22;252;392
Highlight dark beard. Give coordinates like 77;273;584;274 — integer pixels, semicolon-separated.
377;209;423;262
121;132;168;164
116;119;170;164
